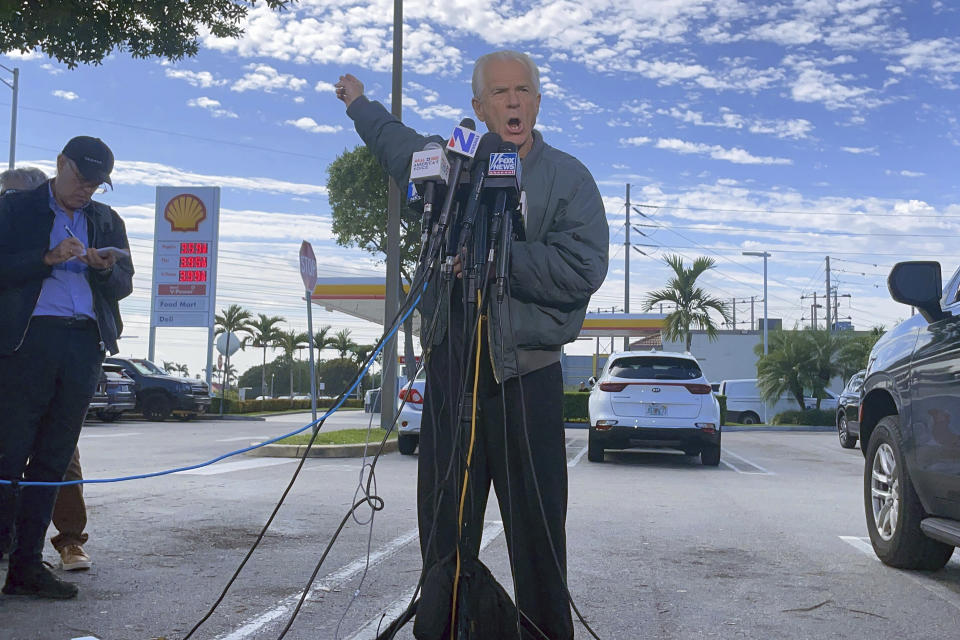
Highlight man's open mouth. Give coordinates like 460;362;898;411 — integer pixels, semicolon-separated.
506;117;523;134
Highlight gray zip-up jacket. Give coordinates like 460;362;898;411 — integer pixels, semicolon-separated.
347;96;608;381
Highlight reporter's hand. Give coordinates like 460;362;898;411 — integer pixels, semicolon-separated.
79;248;117;271
453;254;462;279
335;74;364;108
43;237;85;266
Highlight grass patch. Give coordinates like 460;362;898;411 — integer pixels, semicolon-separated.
245;407;362;417
274;428;397;446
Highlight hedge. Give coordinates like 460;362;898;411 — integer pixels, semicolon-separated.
210;397;364;414
715;394;727;426
563;391;590;422
771;408;834;426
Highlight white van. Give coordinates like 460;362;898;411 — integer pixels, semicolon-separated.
719;379;805;425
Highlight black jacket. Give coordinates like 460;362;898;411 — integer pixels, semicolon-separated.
0;181;134;355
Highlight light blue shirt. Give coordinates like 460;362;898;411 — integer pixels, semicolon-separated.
32;184;96;319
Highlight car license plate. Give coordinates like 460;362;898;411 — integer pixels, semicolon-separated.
647;404;667;417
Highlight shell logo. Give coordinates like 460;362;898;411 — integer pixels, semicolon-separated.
164;194;207;232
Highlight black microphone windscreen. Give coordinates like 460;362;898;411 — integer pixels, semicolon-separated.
459;117;476;130
498;141;518;153
475;133;503;161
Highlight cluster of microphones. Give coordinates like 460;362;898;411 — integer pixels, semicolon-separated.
407;118;525;303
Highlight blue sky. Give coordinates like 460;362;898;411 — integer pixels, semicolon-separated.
3;0;959;376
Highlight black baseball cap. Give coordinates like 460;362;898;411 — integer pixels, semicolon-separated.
62;136;114;187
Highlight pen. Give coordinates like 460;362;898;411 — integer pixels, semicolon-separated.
63;225;86;259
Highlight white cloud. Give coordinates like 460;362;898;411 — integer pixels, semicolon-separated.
785;57;882;111
231;64;307;93
165;68;227;88
895;38;960;84
52;90;78;101
620;136;652;146
284;117;343;134
658;106;813;140
886;169;925;178
186;96;238;119
841;146;878;155
655;138;793;165
3;50;42;61
40;63;63;75
315;80;336;93
293;96;305;104
28;159;328;197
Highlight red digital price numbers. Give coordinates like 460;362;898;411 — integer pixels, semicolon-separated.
179;256;208;268
178;270;207;282
180;242;209;254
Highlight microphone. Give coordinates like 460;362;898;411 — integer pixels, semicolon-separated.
482;142;521;301
435;118;477;236
455;132;502;256
410;141;449;267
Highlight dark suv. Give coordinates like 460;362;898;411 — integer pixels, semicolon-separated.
858;261;960;569
105;357;210;421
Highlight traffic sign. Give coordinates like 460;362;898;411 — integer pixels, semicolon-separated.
299;240;317;292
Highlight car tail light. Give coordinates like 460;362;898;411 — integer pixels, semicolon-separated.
399;388;424;404
594;419;618;431
695;422;717;433
685;384;712;394
599;382;627;392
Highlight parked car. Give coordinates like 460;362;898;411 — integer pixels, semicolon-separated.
389;369;425;455
835;370;866;449
805;388;839;411
719;379;803;424
95;363;137;422
858;260;960;569
104;357;210;421
587;351;721;465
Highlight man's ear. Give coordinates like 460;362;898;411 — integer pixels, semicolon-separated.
472;97;485;124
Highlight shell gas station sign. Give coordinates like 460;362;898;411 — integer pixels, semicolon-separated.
150;187;221;328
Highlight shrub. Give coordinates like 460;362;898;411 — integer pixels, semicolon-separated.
563;391;589;423
210;397;364;414
771;408;834;426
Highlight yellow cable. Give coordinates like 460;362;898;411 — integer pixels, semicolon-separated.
450;294;484;639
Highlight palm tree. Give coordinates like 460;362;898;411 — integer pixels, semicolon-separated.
312;325;336;358
836;326;885;381
331;328;357;359
754;329;811;410
805;329;843;408
215;304;255;396
162;360;178;374
176;363;190;377
642;255;731;351
276;329;309;403
249;313;287;397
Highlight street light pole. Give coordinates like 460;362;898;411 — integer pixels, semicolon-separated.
0;65;19;169
743;251;771;423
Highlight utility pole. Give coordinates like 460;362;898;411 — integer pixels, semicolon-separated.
812;291;818;329
750;296;755;331
623;184;630;351
825;255;832;332
730;298;736;329
0;64;19;168
380;0;403;432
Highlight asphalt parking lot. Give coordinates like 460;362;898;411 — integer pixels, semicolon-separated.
2;415;959;640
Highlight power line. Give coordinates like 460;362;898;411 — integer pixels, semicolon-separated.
636;202;960;219
637;223;960;239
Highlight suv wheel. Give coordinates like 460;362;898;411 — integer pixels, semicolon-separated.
864;416;954;570
397;434;418;455
701;439;721;466
142;395;172;422
741;412;760;425
587;431;604;463
838;414;858;449
97;410;120;423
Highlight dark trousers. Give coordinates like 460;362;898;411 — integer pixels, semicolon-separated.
51;446;87;550
0;318;101;567
418;321;573;640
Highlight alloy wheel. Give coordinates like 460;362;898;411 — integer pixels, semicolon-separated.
871;442;900;541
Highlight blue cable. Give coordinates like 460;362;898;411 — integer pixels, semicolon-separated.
1;287;424;488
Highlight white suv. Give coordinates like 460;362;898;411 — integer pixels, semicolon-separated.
588;351;721;465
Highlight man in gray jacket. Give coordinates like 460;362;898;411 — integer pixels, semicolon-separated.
336;50;608;639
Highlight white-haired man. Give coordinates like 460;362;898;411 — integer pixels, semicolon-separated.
336;51;608;639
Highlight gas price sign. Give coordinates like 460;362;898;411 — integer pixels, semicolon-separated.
150;188;221;328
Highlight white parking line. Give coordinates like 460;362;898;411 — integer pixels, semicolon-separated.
214;528;420;640
344;521;506;640
840;535;960;613
720;449;775;475
79;432;141;439
568;445;588;468
215;436;269;442
180;458;296;476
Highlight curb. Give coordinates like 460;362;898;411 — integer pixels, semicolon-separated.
245;439;399;458
202;414;267;422
565;423;833;433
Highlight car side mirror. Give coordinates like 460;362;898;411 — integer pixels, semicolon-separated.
888;261;947;323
